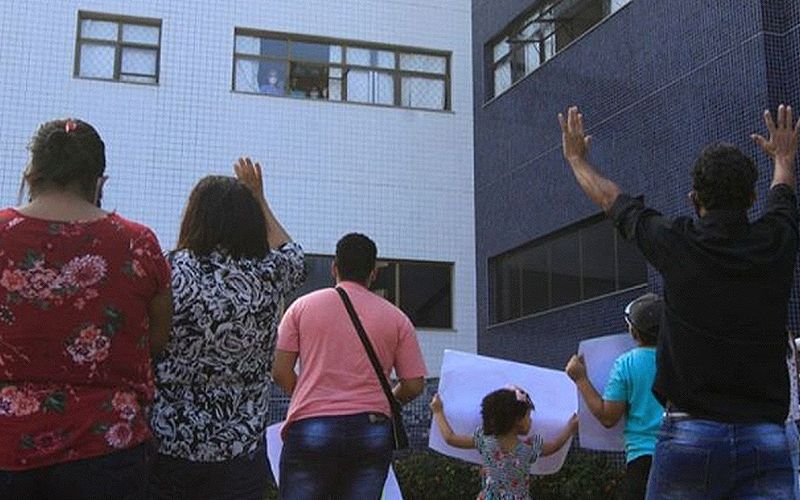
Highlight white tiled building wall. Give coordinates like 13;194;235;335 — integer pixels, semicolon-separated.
0;1;475;375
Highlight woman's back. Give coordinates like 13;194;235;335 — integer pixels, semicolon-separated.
152;242;305;461
0;208;169;470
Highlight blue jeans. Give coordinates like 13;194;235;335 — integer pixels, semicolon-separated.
787;420;800;497
149;437;272;500
646;417;794;499
0;442;150;500
279;413;393;500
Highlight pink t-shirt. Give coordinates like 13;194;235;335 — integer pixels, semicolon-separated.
276;281;427;432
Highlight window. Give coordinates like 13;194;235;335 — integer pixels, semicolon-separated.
285;255;454;329
488;0;631;98
74;12;161;84
489;215;647;324
233;29;451;111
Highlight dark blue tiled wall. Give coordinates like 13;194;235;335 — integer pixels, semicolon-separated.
473;0;800;368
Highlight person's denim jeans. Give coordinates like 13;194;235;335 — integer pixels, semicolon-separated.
646;416;794;499
0;442;150;500
149;437;272;500
279;412;393;500
786;419;800;498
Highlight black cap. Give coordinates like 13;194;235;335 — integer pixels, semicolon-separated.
624;293;663;337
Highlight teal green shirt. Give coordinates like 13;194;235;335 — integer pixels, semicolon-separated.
603;347;663;463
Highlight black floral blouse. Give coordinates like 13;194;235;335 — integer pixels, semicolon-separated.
151;242;305;461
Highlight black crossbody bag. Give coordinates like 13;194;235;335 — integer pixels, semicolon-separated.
336;287;409;449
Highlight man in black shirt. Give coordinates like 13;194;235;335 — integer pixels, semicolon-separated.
558;105;799;498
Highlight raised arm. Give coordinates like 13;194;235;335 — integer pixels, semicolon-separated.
558;107;622;213
429;393;476;449
541;413;578;456
565;354;626;428
234;157;292;249
751;104;799;191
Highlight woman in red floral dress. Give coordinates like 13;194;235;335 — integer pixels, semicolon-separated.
0;119;172;499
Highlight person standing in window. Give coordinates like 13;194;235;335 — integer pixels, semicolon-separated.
149;158;306;500
558;105;798;497
0;119;172;499
272;233;427;499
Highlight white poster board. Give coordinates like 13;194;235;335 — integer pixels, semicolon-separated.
428;350;576;475
266;422;404;500
576;332;637;452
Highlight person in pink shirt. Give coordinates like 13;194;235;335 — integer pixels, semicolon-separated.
273;233;427;499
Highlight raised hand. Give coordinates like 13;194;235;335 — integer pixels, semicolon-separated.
233;157;266;202
565;354;587;382
558;106;592;163
429;393;444;414
751;104;800;167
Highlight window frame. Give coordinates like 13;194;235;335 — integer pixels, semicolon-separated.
232;28;452;112
488;212;648;326
74;11;162;85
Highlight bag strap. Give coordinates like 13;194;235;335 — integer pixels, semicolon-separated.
335;287;401;414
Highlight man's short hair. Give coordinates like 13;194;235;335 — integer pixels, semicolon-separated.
335;233;377;283
692;142;758;210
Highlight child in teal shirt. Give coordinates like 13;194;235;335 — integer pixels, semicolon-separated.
566;293;664;500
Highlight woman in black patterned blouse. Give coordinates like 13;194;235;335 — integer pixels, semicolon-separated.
149;158;306;500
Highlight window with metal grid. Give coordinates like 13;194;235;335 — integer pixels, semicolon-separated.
74;11;161;85
233;29;451;111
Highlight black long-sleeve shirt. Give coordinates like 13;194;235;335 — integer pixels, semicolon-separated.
610;184;799;424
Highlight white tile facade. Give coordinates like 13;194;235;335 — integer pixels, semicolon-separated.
0;0;475;375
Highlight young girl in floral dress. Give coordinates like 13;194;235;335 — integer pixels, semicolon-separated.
430;386;578;499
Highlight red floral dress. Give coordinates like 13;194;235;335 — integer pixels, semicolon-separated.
0;208;170;470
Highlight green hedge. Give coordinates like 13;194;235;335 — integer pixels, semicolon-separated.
264;449;624;499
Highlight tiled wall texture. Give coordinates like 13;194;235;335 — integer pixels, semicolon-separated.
472;0;800;368
0;0;476;375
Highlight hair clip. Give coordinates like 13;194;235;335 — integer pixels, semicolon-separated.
64;120;78;133
505;384;534;409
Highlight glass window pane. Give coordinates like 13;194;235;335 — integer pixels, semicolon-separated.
234;58;259;92
399;264;451;329
260;37;289;58
292;41;337;63
327;79;342;101
80;19;118;40
285;256;334;307
401;77;444;110
617;234;648;289
550;232;580;307
494;61;511;96
121;47;157;76
372;262;397;303
520;245;549;316
399;53;446;74
347;69;394;105
581;221;616;299
490;255;520;324
121;23;159;45
611;0;632;13
78;43;115;79
289;63;329;99
120;74;157;84
235;35;260;55
257;61;287;95
347;47;394;68
493;38;509;63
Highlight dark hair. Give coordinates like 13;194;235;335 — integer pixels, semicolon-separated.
26;119;106;199
692;142;757;210
335;233;377;283
177;176;269;259
481;388;533;436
